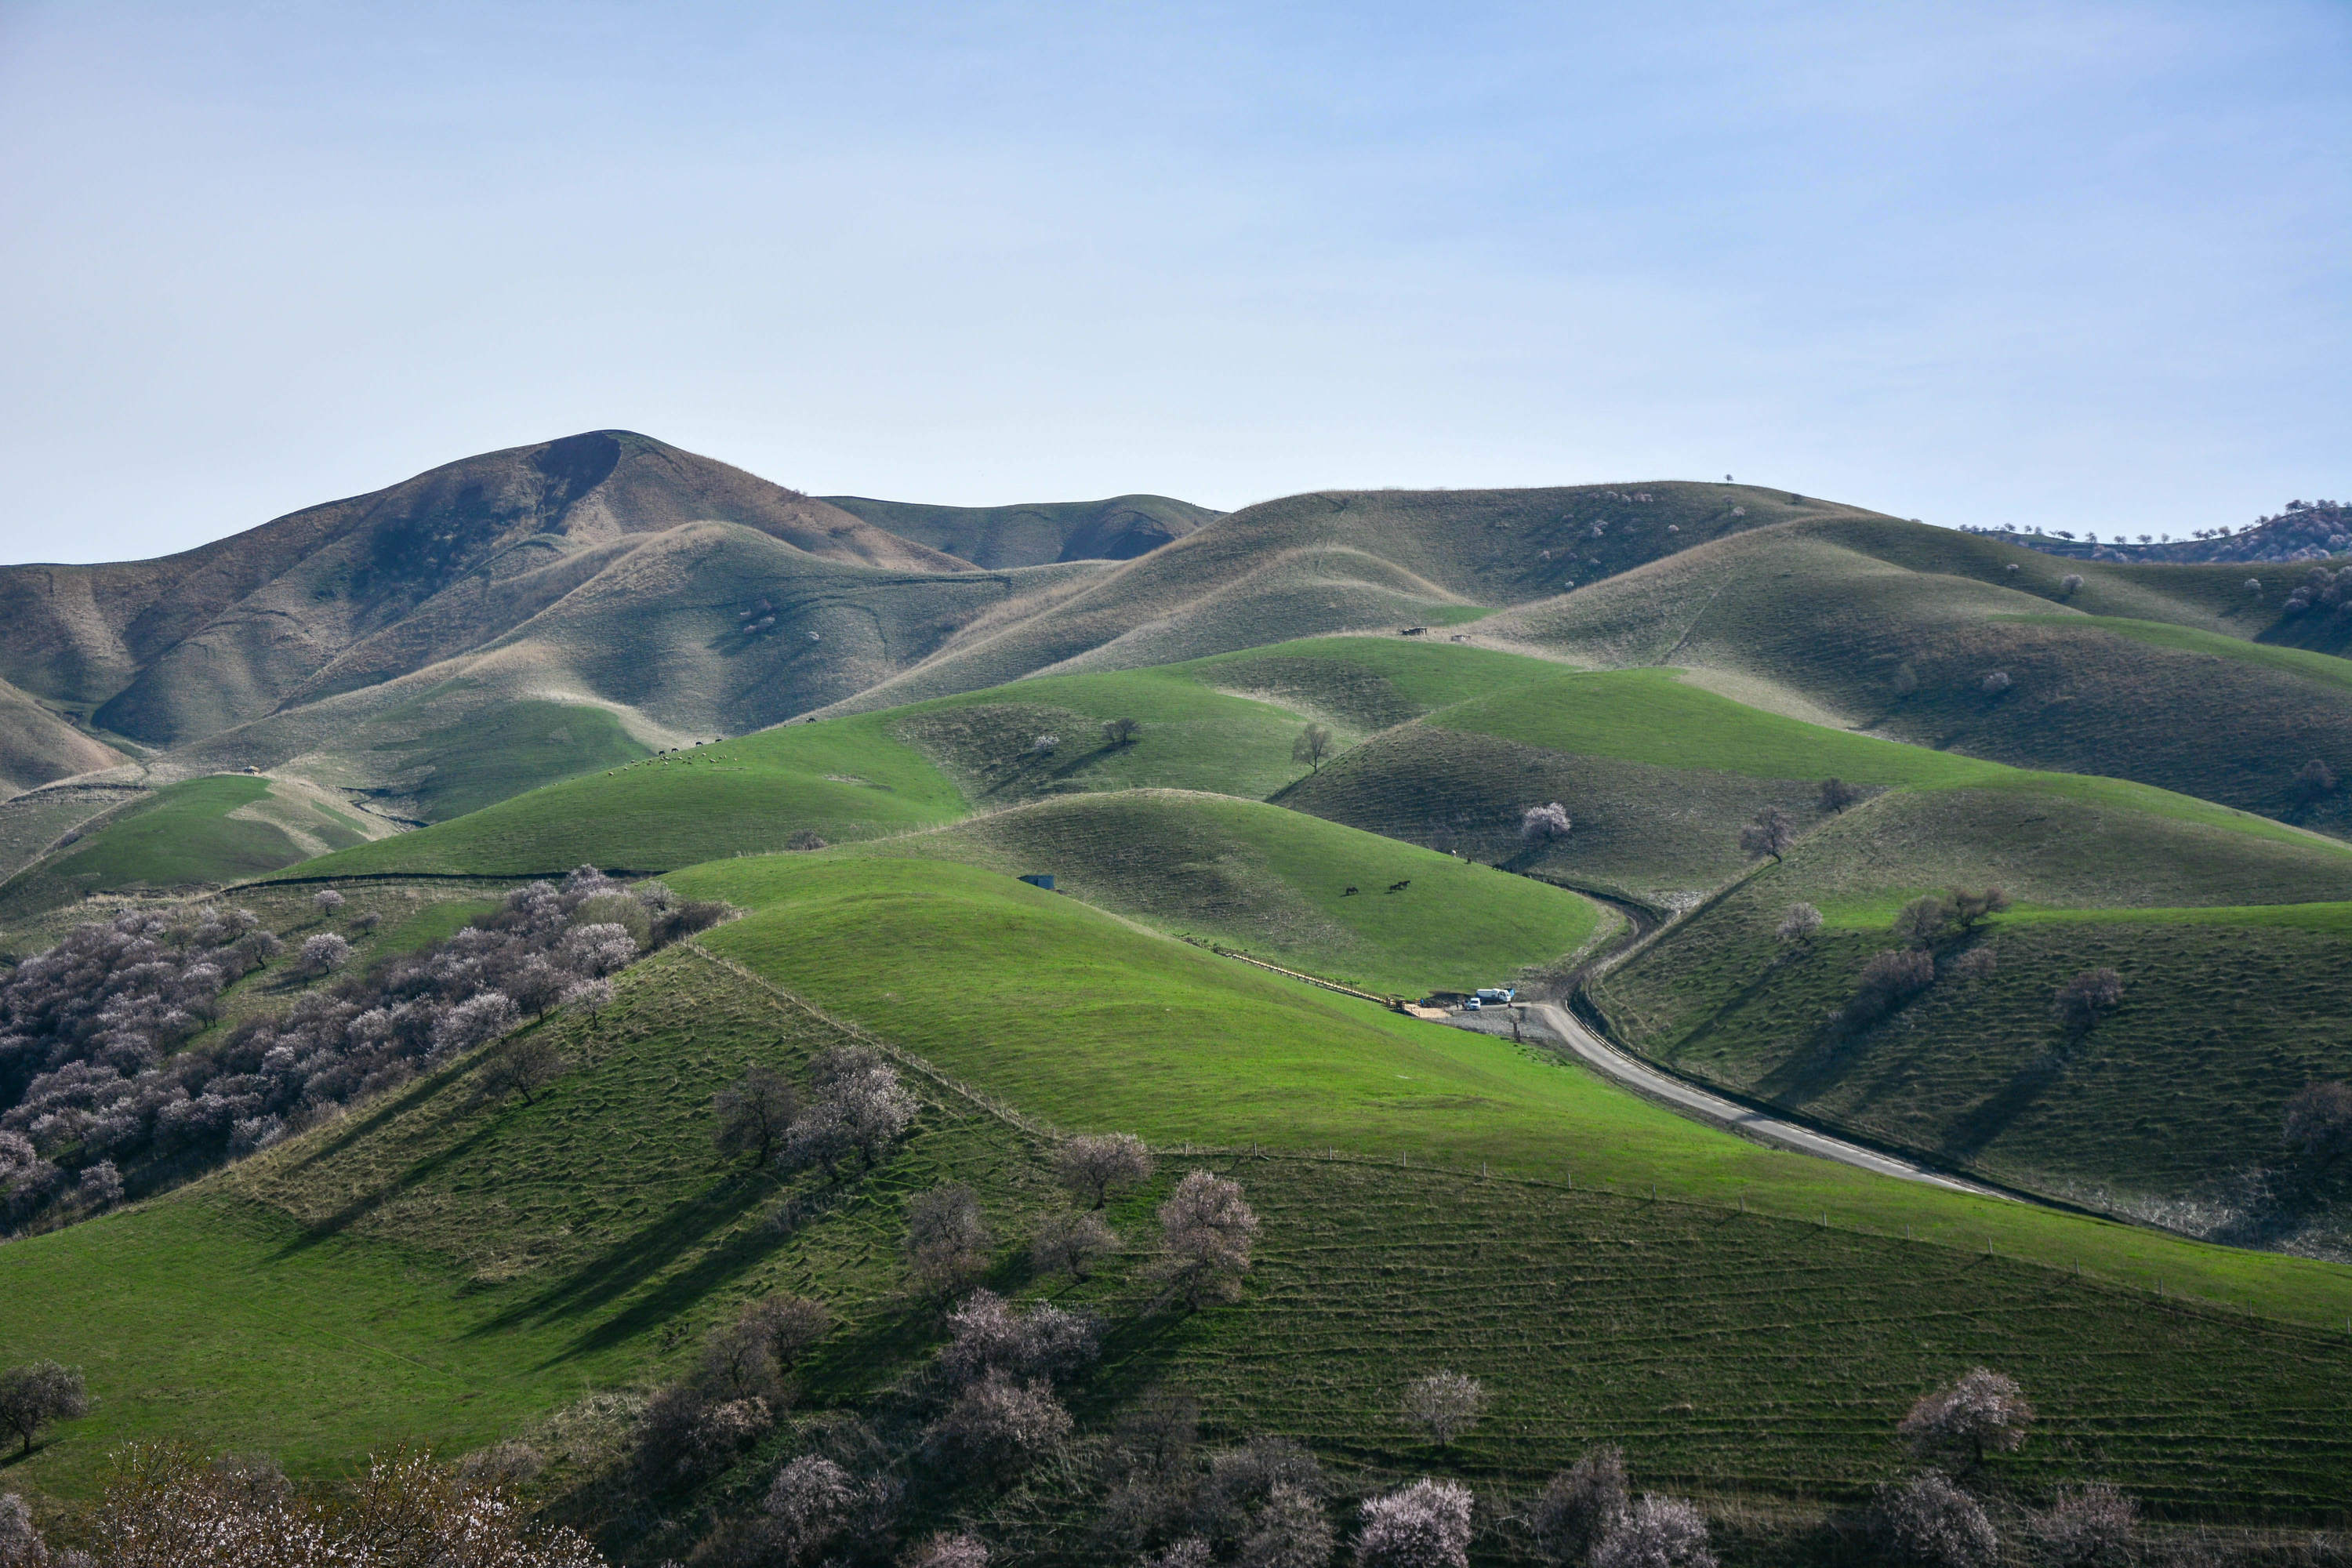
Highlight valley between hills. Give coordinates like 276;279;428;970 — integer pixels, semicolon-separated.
2;432;2349;1564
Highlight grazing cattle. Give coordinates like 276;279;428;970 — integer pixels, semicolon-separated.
1387;880;1410;894
1342;886;1359;896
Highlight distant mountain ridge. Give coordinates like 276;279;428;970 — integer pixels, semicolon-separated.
821;493;1221;568
1971;498;2349;566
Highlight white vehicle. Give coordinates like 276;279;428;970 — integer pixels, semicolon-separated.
1474;987;1516;1005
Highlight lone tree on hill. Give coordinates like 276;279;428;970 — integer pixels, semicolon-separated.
1402;1371;1486;1446
1818;777;1861;812
1102;717;1142;746
1534;1446;1628;1566
1592;1496;1715;1568
1521;802;1573;843
2060;572;2085;597
2284;1081;2352;1167
1157;1170;1258;1308
1737;807;1796;862
906;1184;993;1295
0;1362;89;1457
1776;903;1823;946
1893;895;1951;949
2296;758;2339;803
1870;1472;1997;1568
1030;1209;1118;1279
1898;1367;2034;1472
480;1033;567;1107
1057;1132;1153;1208
1292;724;1335;773
1356;1479;1475;1568
1947;887;2010;931
2052;969;2124;1033
713;1065;797;1167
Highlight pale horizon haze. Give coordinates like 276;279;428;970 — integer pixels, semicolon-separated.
1;1;2345;564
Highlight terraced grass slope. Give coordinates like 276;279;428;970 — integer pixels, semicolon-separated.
1479;517;2352;833
1590;785;2352;1254
847;790;1605;996
0;775;375;920
668;855;2352;1326
5;878;2350;1534
823;493;1221;568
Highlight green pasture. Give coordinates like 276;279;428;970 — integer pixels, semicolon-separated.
668;854;2352;1327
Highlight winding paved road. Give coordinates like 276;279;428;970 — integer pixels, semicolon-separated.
1525;1001;2011;1200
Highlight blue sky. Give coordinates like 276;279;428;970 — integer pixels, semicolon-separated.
1;1;2344;561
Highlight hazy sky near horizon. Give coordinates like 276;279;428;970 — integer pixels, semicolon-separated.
1;2;2345;563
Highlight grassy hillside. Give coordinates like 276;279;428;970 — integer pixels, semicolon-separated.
822;484;1867;715
1590;786;2352;1251
1478;518;2352;833
5;878;2350;1538
823;493;1221;568
667;855;2352;1326
847;790;1605;996
0;775;371;920
303;710;968;875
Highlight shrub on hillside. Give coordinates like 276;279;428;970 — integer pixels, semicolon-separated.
1192;1436;1324;1552
0;1491;42;1568
924;1374;1073;1477
2059;573;2084;596
1031;1207;1119;1279
2052;969;2124;1033
0;1362;87;1457
1157;1171;1258;1308
1520;802;1572;842
477;1033;567;1107
312;887;346;916
633;1385;772;1492
1737;807;1795;862
761;1454;899;1565
1869;1472;1997;1568
1840;949;1935;1029
1899;1367;2034;1471
1533;1445;1628;1566
1104;717;1143;746
2296;758;2339;801
1893;895;1951;949
1946;947;1996;984
938;1290;1099;1388
1239;1484;1333;1568
906;1185;993;1294
1590;1495;1715;1568
2034;1483;2136;1567
2284;1080;2352;1167
908;1532;990;1568
787;1048;919;1177
702;1294;831;1406
1775;904;1823;945
1947;887;2009;930
1400;1371;1485;1446
1057;1131;1153;1208
713;1065;798;1166
1980;670;2012;695
786;829;829;851
1354;1479;1473;1568
1817;777;1862;812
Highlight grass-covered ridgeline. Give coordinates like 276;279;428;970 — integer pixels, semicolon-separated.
284;634;2347;896
0;775;370;920
842;790;1605;996
666;854;2352;1327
